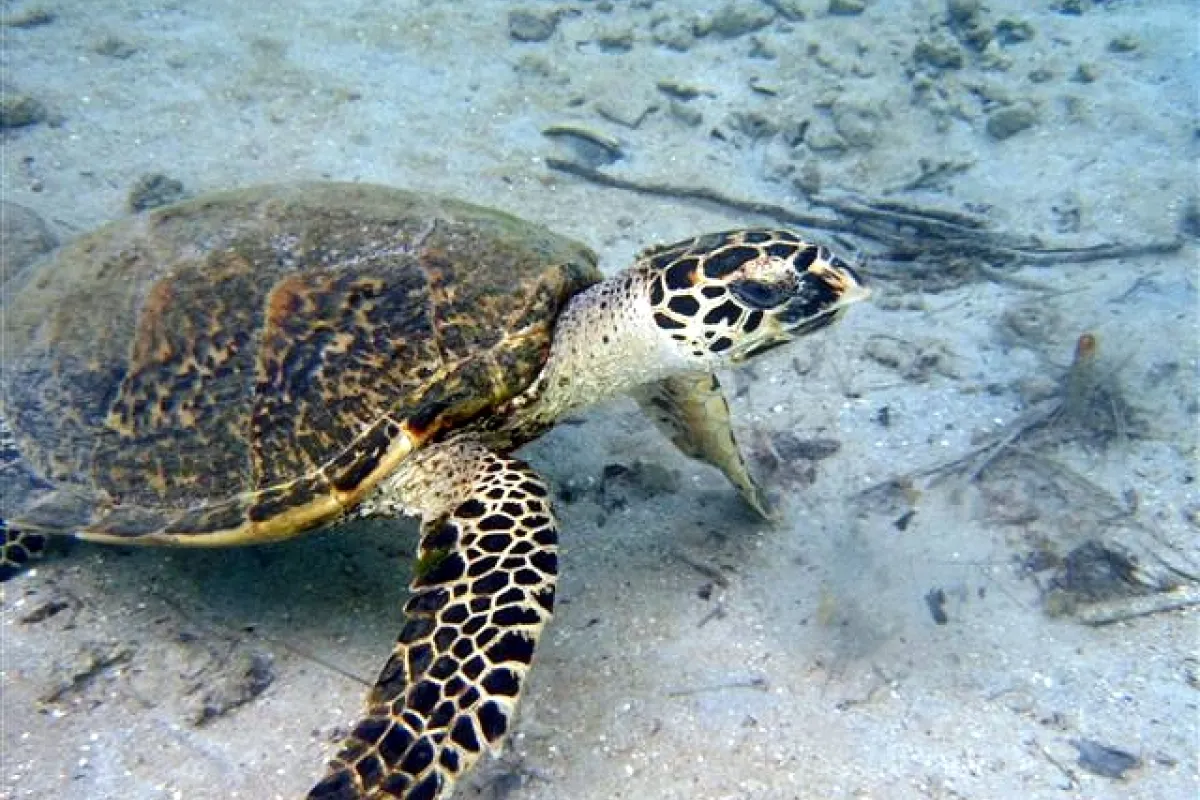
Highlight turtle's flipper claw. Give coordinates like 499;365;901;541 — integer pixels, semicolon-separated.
0;519;46;581
310;450;558;800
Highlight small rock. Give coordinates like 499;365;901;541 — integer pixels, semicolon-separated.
727;109;779;141
1072;62;1099;83
1107;34;1139;54
0;90;47;128
1070;739;1142;779
1;7;54;27
93;35;138;59
828;0;867;15
651;17;696;51
985;103;1037;140
831;101;880;148
1052;0;1086;14
542;124;624;166
128;173;186;212
946;0;981;24
656;79;703;100
594;94;658;128
913;34;965;70
770;432;841;462
596;27;634;52
1028;67;1054;84
695;2;776;39
793;161;822;195
995;18;1035;45
508;9;559;43
668;99;703;127
769;0;809;21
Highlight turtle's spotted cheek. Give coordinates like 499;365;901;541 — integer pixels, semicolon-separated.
644;229;867;365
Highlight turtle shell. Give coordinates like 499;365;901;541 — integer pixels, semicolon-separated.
0;183;599;545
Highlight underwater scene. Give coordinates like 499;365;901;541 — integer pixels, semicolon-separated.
0;1;1196;798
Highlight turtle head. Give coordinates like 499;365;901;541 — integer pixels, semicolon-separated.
642;229;868;368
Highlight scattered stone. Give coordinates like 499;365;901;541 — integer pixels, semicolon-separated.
924;587;949;624
1028;67;1054;84
668;99;703;127
913;33;965;70
1;7;54;27
651;17;696;51
595;27;634;52
656;79;704;100
192;651;276;726
1180;197;1200;239
769;432;841;462
1072;62;1099;83
985;103;1036;140
828;0;867;16
946;0;981;25
831;101;881;148
0;90;47;128
1107;34;1139;54
995;18;1035;45
594;94;658;128
0;201;57;289
694;2;776;39
1070;739;1142;779
508;9;559;43
93;35;138;59
1052;0;1086;14
748;76;780;95
727;109;779;141
747;35;777;60
1051;541;1148;604
803;117;848;152
793;161;822;195
542;123;624;166
128;173;186;212
18;597;71;624
765;0;808;21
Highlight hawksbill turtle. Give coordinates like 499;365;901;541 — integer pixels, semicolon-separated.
0;182;867;799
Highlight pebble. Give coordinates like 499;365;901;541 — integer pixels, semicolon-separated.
0;91;47;128
695;2;776;39
913;34;965;70
508;9;559;43
828;0;867;16
985;103;1037;140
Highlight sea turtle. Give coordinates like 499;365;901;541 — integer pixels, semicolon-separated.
0;182;867;799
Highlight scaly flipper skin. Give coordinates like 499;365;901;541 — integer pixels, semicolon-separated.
309;439;557;800
633;373;774;519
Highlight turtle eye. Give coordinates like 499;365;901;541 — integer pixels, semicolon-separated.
729;279;792;309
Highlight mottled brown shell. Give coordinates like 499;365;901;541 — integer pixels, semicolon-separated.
0;183;599;544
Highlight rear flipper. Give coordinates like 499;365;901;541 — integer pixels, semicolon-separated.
0;519;46;581
309;442;558;800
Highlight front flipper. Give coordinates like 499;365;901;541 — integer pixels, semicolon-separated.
634;373;774;520
309;446;558;800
